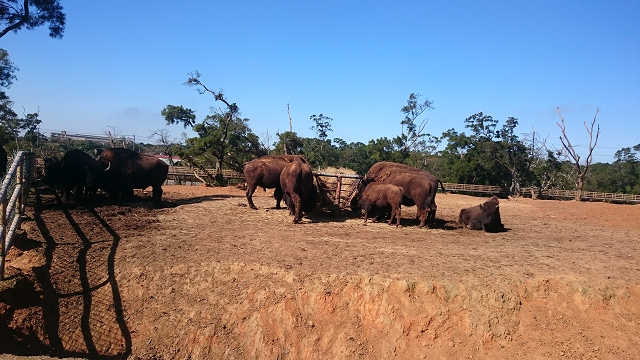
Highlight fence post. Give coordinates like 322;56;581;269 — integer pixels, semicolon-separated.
15;157;23;227
0;187;6;280
335;176;343;207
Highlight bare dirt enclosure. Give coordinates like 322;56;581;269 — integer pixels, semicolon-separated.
1;184;639;359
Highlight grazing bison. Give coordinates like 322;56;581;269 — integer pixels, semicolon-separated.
42;149;96;201
85;148;168;205
376;172;435;228
364;161;444;222
279;159;317;223
243;155;308;210
358;182;403;226
458;196;504;232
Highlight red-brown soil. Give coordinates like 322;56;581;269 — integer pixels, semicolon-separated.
1;184;639;359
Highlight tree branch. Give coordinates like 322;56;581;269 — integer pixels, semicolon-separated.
0;0;29;39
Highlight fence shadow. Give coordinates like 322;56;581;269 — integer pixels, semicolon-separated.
15;188;132;358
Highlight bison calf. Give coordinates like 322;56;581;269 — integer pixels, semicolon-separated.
458;196;504;232
358;183;403;227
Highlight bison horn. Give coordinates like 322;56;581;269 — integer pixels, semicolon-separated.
103;161;111;172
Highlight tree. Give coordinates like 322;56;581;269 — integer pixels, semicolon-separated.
150;129;179;165
556;107;601;200
493;118;547;196
162;71;265;185
309;113;333;169
0;100;41;149
185;71;239;183
398;93;434;152
0;49;17;90
0;0;66;39
161;105;196;128
272;130;304;155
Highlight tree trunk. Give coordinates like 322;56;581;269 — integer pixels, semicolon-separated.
215;159;224;186
576;176;584;201
510;170;521;197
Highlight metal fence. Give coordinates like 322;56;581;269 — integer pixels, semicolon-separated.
0;151;36;280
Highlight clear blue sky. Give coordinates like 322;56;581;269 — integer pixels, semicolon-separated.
3;1;639;163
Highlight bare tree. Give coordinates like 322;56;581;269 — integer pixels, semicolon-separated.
104;126;123;148
556;107;601;200
260;129;272;154
151;129;178;165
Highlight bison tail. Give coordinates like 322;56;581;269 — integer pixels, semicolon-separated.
439;180;446;194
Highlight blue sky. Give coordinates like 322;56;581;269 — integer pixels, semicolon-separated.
2;1;639;163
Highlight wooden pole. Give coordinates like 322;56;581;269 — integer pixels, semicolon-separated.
335;176;343;207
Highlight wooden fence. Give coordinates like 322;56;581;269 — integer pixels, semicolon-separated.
442;183;640;204
166;166;243;185
0;151;36;280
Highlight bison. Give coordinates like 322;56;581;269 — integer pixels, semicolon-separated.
372;172;435;228
243;155;308;210
458;196;504;232
358;182;403;227
85;148;168;205
279;158;317;223
42;149;96;201
364;161;444;222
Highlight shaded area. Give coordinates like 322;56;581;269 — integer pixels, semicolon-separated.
0;188;133;358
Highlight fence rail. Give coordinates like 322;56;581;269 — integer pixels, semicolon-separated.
0;151;36;280
442;183;640;203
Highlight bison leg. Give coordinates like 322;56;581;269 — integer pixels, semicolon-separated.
122;188;135;202
245;184;259;210
282;193;294;215
152;185;163;205
274;187;284;209
417;207;428;229
291;193;303;223
388;206;401;227
363;207;370;224
427;204;437;223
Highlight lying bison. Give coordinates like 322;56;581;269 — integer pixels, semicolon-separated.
86;148;168;205
458;196;504;232
280;158;317;223
243;155;308;210
358;182;403;227
43;149;96;201
364;161;444;222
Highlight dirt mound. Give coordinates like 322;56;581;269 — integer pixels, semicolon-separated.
1;185;639;359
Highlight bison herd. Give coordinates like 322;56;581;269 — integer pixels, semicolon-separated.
42;150;504;232
243;155;504;231
43;147;168;206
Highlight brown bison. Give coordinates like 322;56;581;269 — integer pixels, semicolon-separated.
243;155;308;210
364;161;444;222
458;196;504;232
358;182;403;226
85;148;168;205
373;172;435;228
279;159;317;223
43;149;96;201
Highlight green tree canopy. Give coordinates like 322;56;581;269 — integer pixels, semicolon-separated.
0;0;66;39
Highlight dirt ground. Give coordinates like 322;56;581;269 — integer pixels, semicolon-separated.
0;183;639;359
